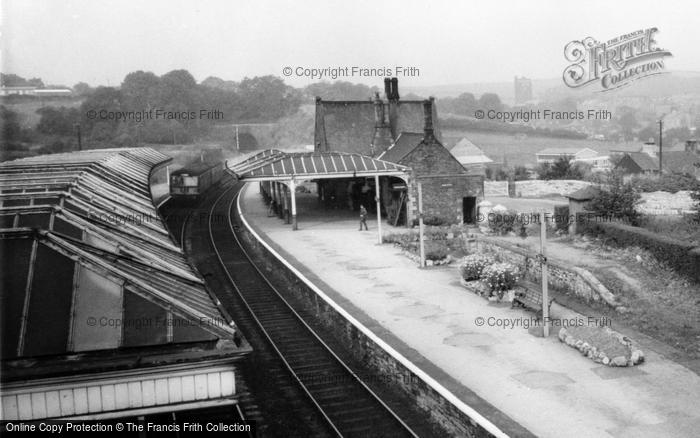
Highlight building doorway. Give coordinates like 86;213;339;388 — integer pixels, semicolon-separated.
463;196;476;224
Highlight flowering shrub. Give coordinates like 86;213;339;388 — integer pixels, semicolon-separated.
459;254;495;281
481;262;519;299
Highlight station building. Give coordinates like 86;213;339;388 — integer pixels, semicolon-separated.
312;78;483;225
0;148;251;423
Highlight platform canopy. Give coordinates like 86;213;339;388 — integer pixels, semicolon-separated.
228;149;409;182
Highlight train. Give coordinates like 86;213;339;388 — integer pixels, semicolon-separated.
169;159;225;201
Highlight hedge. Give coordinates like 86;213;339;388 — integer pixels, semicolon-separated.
581;221;700;283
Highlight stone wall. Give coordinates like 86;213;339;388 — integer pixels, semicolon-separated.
484;181;509;197
513;180;591;197
638;190;696;215
476;237;619;308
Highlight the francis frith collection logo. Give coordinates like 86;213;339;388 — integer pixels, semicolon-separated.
563;28;672;91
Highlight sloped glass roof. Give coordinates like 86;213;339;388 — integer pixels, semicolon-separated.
0;148;237;362
229;149;409;181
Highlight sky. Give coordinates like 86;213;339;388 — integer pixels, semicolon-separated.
2;0;700;88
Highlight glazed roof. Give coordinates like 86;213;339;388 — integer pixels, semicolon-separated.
0;148;237;362
229;150;409;181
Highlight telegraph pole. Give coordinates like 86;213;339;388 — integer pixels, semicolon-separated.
74;123;82;151
540;212;549;337
658;119;663;174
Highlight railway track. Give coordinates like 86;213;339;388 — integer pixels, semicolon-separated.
209;182;422;437
162;179;439;437
163;181;335;437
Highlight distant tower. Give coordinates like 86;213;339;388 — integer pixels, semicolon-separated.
514;76;533;105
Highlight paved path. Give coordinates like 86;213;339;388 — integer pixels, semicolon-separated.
240;184;700;438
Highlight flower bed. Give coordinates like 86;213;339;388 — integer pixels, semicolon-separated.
558;325;644;367
384;227;468;265
459;254;495;281
481;262;519;300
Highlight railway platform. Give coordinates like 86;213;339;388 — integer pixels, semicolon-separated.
238;182;700;438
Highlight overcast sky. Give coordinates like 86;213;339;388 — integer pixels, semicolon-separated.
3;0;700;88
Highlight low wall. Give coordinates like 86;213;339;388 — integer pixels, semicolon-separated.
476;237;619;308
514;180;591;197
237;194;518;438
485;180;593;198
484;181;508;197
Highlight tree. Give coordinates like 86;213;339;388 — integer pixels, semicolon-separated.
305;81;377;100
201;76;239;92
478;93;503;112
81;86;122;138
73;82;93;97
588;172;641;225
537;157;585;180
121;71;160;110
1;73;44;88
1;106;23;141
238;75;301;121
452;92;478;115
513;165;530;181
36;107;81;136
156;69;198;112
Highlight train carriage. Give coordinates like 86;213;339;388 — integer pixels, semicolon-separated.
169;160;224;201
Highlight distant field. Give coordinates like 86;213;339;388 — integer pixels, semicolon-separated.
442;130;641;166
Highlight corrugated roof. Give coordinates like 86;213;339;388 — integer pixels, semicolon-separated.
1;148;237;361
376;132;424;163
230;150;409;181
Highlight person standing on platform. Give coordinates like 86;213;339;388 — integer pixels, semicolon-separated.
359;205;368;231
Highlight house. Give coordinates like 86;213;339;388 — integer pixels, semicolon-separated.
615;152;658;174
312;78;482;225
615;150;700;178
314;77;440;157
535;147;599;164
377;100;484;225
449;138;494;175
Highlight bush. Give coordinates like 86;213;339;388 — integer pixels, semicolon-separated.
423;215;448;226
460;254;495;281
487;209;519;235
588;173;641;225
630;173;700;194
426;246;449;261
481;262;520;299
581;221;700;283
